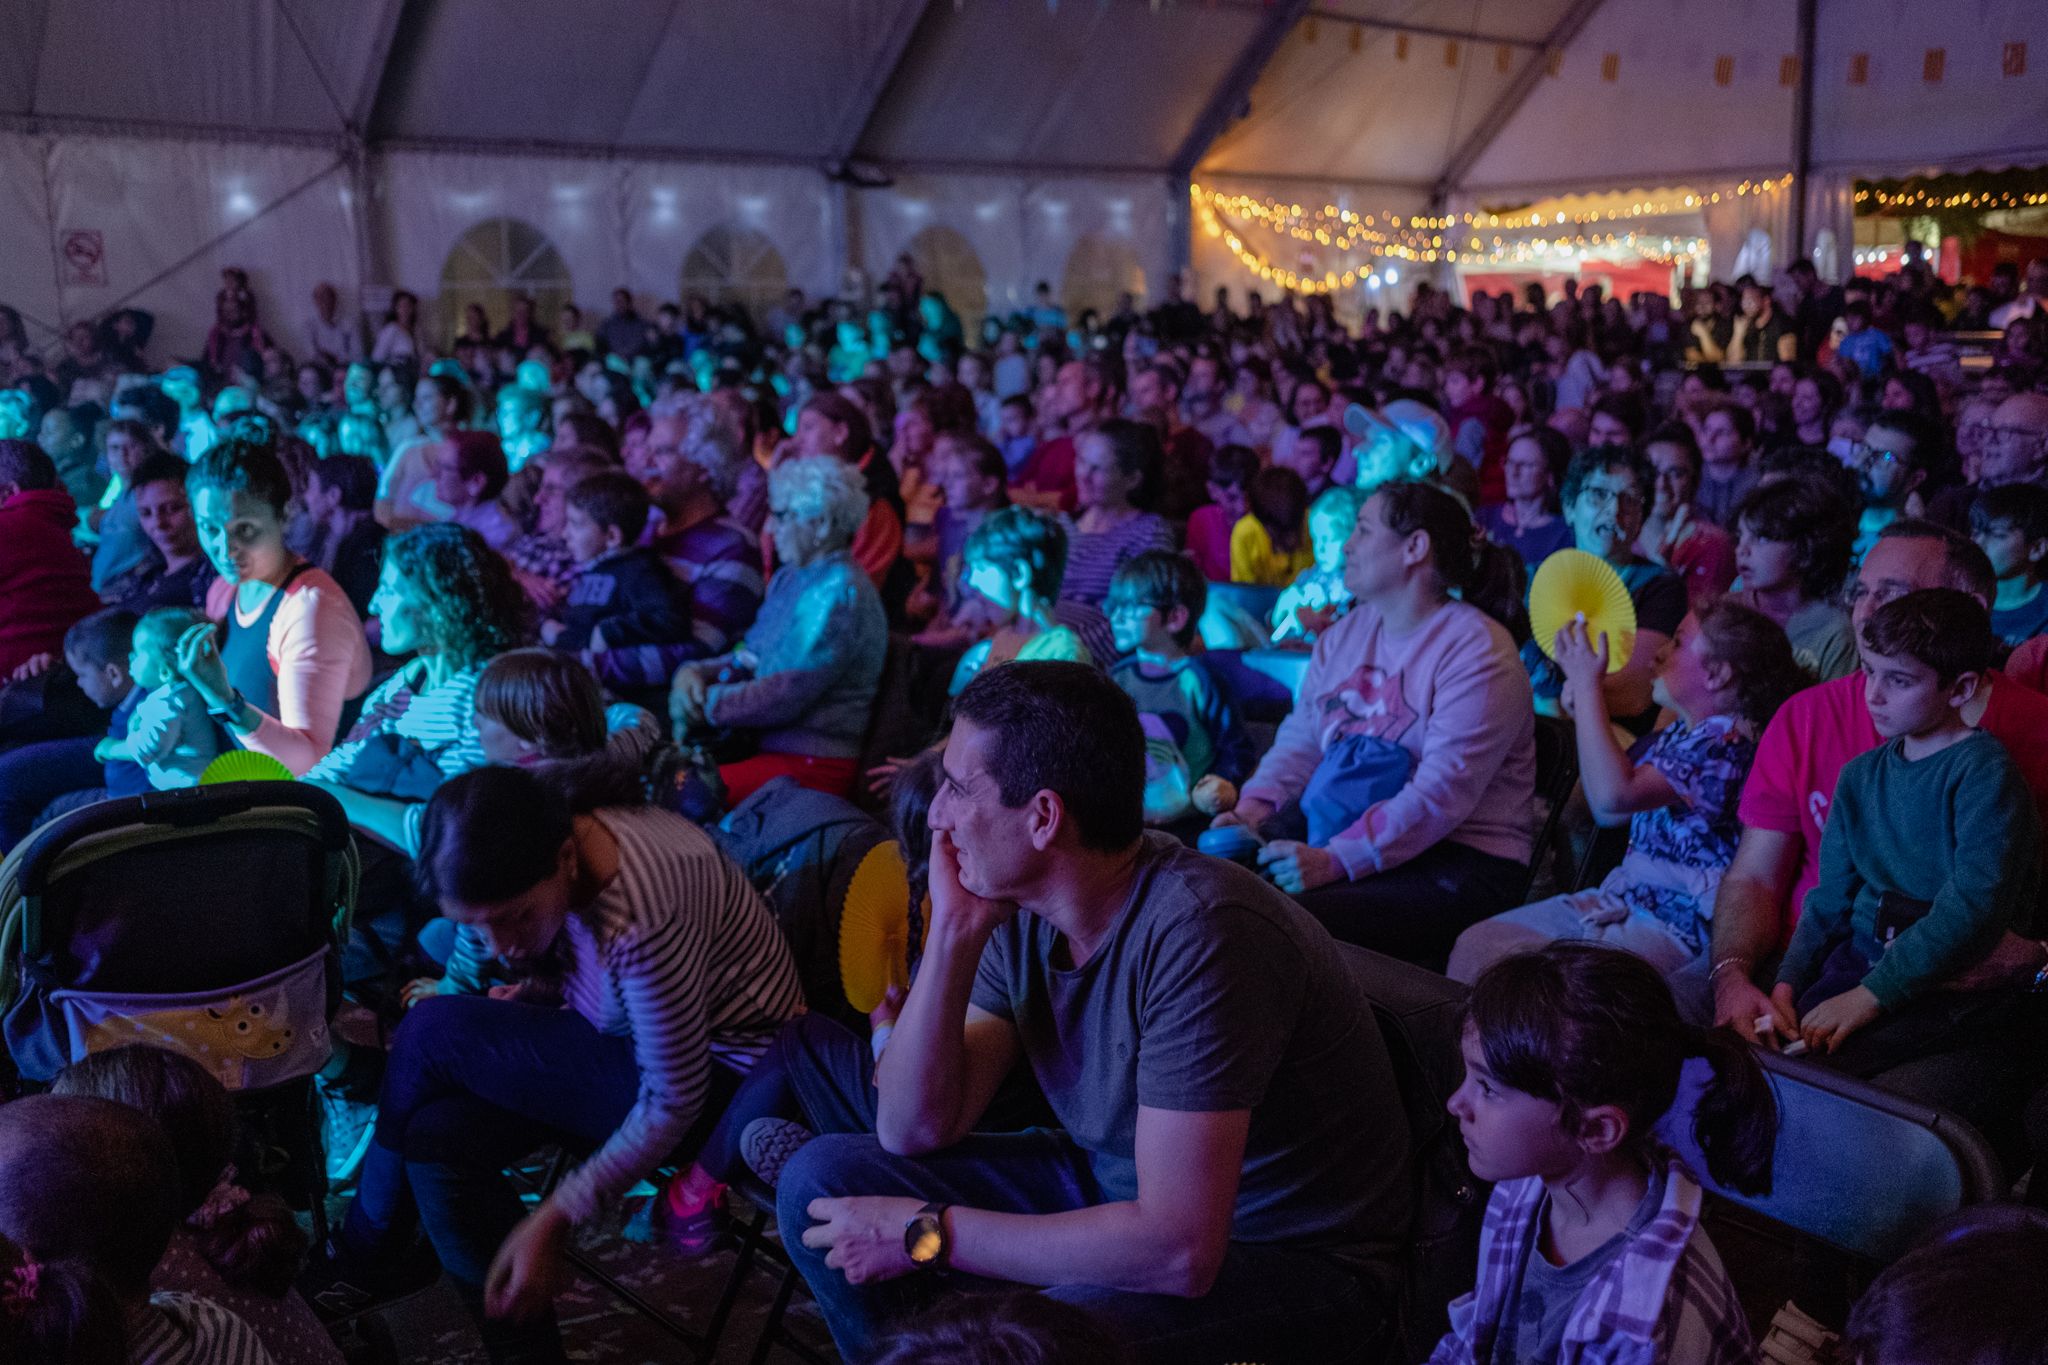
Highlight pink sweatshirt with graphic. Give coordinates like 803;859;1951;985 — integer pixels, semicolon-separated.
1241;598;1535;879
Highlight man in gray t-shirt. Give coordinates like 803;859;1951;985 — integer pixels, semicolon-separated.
782;661;1413;1364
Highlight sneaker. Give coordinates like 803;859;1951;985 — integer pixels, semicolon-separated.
299;1235;441;1324
739;1118;814;1188
317;1078;378;1185
624;1174;728;1256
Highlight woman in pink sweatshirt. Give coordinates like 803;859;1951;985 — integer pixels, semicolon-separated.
176;435;371;775
1216;480;1536;971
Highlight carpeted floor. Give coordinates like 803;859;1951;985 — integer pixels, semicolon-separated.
352;1198;841;1364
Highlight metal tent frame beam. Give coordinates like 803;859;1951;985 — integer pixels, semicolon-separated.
1171;0;1314;178
1431;0;1612;202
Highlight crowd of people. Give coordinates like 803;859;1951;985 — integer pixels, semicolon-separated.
3;244;2048;1365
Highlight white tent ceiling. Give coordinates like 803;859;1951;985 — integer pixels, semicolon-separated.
3;0;2047;361
4;1;2046;192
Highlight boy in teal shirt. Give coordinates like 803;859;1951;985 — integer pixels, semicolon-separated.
1774;588;2040;1068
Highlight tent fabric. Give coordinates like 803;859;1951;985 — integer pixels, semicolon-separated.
5;0;2048;352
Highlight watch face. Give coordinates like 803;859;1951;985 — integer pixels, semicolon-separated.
906;1214;944;1265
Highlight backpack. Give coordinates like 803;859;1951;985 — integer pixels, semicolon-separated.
712;776;914;1029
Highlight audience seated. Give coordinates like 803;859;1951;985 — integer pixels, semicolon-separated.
670;455;886;803
179;436;372;776
312;764;803;1362
53;1045;343;1365
1431;945;1773;1365
779;662;1414;1363
1708;523;2048;1136
1219;481;1535;971
9;249;2048;1363
104;452;220;615
0;1094;279;1364
1449;602;1803;984
1728;475;1860;680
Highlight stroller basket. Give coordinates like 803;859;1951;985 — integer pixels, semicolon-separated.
1;781;358;1085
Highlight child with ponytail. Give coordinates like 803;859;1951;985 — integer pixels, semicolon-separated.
1431;943;1776;1365
54;1045;339;1364
0;1093;278;1365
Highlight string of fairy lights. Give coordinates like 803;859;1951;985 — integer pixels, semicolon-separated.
1190;177;1795;291
1855;185;2048;213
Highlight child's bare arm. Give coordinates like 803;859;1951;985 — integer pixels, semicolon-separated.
1556;618;1676;823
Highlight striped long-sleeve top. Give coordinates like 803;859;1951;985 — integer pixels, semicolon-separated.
443;804;803;1222
304;659;488;855
130;1292;278;1365
594;513;766;691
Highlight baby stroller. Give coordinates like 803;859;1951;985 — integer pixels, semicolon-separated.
0;781;359;1236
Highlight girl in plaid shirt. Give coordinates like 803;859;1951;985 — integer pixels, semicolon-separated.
1433;944;1776;1365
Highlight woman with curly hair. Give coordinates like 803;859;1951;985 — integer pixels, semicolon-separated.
302;522;530;856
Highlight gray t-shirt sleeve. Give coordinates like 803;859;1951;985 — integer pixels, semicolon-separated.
969;918;1017;1021
1135;906;1300;1113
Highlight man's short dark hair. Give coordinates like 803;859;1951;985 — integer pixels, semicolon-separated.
1704;399;1757;445
111;384;179;439
1297;424;1342;471
1970;482;2048;556
1589;391;1648;442
568;469;654;544
63;607;138;668
1860;588;1996;685
0;438;58;492
1874;517;1996;602
128;450;190;495
1108;550;1206;647
949;661;1144;853
310;452;378;513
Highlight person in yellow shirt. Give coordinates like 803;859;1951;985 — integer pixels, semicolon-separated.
1230;465;1315;586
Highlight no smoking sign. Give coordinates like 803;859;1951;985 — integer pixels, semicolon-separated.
61;229;106;286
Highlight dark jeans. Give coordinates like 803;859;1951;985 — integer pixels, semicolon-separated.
1294;840;1529;973
696;1012;1052;1185
779;1130;1390;1365
0;736;102;852
340;994;737;1365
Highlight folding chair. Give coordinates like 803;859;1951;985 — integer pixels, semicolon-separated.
1658;1048;2008;1325
1524;714;1579;902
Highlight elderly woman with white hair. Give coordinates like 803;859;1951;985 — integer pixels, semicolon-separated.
595;398;767;699
670;454;886;802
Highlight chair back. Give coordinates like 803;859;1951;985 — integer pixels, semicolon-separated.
1337;945;1486;1363
1658;1049;2005;1266
1525;714;1579;901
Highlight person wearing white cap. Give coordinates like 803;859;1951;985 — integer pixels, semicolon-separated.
1342;401;1479;504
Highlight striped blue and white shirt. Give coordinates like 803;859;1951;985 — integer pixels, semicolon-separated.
444;804;803;1222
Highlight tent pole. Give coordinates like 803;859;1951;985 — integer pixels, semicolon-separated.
1169;173;1191;283
1789;0;1817;269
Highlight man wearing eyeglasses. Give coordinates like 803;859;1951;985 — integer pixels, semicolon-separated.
1849;410;1940;564
1928;392;2048;532
1704;521;2048;1135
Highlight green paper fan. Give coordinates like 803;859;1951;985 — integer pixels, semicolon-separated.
200;750;295;785
1529;548;1637;674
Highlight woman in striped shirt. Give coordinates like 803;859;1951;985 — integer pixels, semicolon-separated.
302;522;530;859
326;765;802;1363
1057;419;1177;608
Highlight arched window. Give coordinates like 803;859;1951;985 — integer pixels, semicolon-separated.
681;225;789;329
438;218;573;348
1061;234;1146;323
904;226;988;336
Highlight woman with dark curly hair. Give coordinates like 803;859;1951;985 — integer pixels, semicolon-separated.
302;522;531;856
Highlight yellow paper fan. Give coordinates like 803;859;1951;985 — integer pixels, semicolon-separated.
838;840;915;1015
200;750;296;785
1529;548;1636;674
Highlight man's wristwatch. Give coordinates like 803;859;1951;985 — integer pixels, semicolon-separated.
903;1202;951;1272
